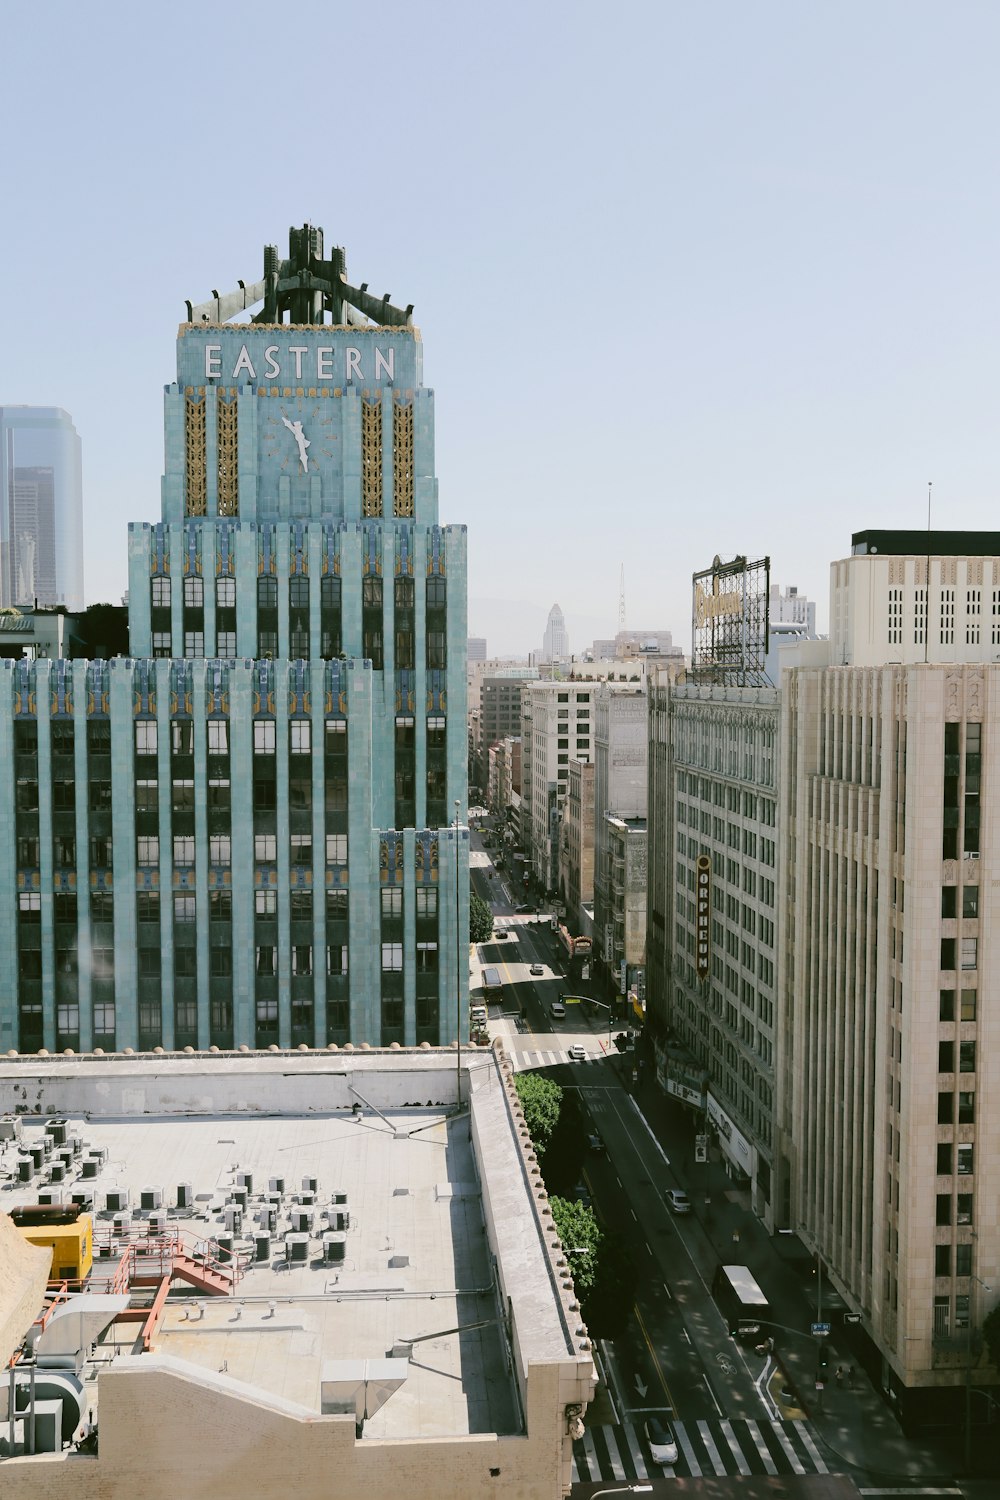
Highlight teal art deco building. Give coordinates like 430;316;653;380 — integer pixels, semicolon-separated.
0;227;469;1055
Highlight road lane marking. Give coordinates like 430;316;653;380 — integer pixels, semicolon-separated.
627;1094;671;1169
720;1419;752;1474
793;1420;828;1473
675;1421;702;1476
633;1302;675;1414
702;1373;724;1416
604;1425;626;1480
580;1426;599;1479
697;1417;729;1475
623;1420;649;1480
745;1419;779;1475
768;1418;805;1474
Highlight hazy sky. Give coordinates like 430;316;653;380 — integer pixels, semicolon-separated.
4;2;1000;656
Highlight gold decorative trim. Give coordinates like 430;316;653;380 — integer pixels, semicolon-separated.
185;394;207;516
392;397;414;518
362;398;383;518
217;397;239;516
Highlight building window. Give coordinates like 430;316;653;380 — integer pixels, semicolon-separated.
416;888;437;919
183;631;205;658
216;631;236;656
209;835;231;865
957;1143;974;1176
381;889;403;917
290;834;312;866
174;895;196;922
290;720;311;755
960;936;977;970
328;944;349;976
183;577;204;608
957;1091;975;1125
292;946;312;976
173;836;195;865
416;941;438;974
960;988;977;1021
256;946;276;977
940;588;955;646
888;587;903;646
152;632;171;657
18;892;41;919
255;888;277;916
326;834;348;864
151;577;171;608
137;836;159;866
254;720;276;753
217;576;235;608
381;943;403;971
206;720;229;755
135;720;158;755
255;834;277;863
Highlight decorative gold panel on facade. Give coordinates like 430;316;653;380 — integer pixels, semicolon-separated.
217;397;239;516
362;398;382;518
185;393;207;516
393;399;414;517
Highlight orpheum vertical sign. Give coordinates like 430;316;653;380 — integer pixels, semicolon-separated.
695;855;712;979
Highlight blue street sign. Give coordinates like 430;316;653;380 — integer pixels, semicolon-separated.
811;1322;832;1336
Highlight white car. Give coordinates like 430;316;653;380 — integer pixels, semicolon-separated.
665;1188;691;1215
549;1002;566;1020
569;1044;586;1061
645;1416;678;1466
529;963;544;976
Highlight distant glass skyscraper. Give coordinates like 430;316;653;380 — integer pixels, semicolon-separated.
542;602;568;662
0;407;84;610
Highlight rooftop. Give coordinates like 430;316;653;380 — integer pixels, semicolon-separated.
0;1048;593;1455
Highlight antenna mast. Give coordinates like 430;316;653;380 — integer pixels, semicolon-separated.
618;564;627;637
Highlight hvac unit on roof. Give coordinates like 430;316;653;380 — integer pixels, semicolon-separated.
140;1186;163;1210
230;1187;248;1211
290;1208;313;1234
176;1182;193;1208
112;1212;132;1237
224;1205;243;1234
17;1156;33;1182
285;1233;309;1263
268;1176;285;1195
38;1188;64;1206
104;1188;129;1213
217;1233;234;1263
301;1175;318;1194
236;1171;253;1192
49;1162;66;1183
45;1118;69;1146
254;1232;271;1263
322;1232;346;1265
149;1209;168;1234
258;1206;277;1232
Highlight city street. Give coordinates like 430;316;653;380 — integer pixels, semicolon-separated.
469;820;962;1494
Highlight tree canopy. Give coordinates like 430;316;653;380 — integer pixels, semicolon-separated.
469;888;494;944
550;1196;601;1297
514;1072;562;1160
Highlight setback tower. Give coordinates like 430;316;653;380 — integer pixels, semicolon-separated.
1;226;468;1055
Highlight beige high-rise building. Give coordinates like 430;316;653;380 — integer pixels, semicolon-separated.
781;530;1000;1430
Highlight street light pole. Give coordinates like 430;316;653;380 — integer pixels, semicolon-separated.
963;1230;991;1474
455;799;462;1112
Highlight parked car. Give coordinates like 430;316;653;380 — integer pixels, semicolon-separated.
645;1416;678;1466
569;1044;586;1061
664;1188;691;1215
587;1132;605;1155
514;902;531;913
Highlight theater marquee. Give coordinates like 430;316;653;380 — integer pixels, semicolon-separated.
696;853;711;980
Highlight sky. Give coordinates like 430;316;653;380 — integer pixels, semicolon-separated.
4;2;1000;657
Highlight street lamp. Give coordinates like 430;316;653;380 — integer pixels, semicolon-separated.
455;799;462;1112
591;1487;653;1498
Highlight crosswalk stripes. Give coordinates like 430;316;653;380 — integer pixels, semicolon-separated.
571;1416;833;1485
513;1046;602;1071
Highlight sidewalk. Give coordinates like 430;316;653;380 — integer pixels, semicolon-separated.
630;1072;956;1485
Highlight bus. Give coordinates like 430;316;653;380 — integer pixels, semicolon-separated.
712;1264;771;1343
482;966;503;1000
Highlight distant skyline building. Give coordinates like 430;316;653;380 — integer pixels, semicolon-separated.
768;582;815;634
541;602;569;662
0;406;84;611
467;635;487;660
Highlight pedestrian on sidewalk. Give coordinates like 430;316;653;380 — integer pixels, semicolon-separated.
834;1366;843;1387
846;1365;855;1389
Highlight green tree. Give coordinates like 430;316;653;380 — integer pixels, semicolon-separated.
469;888;493;944
515;1072;562;1160
550;1196;601;1298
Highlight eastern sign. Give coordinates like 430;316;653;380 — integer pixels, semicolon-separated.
811;1322;831;1337
176;326;421;392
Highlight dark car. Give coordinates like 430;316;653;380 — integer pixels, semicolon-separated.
587;1132;606;1155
